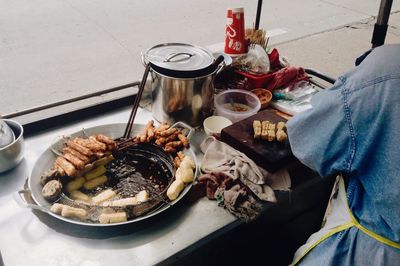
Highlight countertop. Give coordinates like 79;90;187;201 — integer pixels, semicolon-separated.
0;107;239;266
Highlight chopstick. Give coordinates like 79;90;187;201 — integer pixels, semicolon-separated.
123;64;151;139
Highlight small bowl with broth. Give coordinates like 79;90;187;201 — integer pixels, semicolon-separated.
215;89;261;123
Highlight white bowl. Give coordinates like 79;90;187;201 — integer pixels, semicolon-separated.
203;116;232;136
0;119;24;173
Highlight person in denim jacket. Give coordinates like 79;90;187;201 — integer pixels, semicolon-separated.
287;44;400;265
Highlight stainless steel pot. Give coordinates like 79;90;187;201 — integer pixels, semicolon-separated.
0;119;24;173
143;43;225;127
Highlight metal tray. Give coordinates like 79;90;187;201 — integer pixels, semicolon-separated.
16;122;198;227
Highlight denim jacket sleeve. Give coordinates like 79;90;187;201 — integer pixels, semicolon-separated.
286;77;353;177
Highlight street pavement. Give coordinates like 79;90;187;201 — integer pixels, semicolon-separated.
1;0;399;114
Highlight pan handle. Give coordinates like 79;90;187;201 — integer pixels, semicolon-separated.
171;121;194;140
14;189;50;214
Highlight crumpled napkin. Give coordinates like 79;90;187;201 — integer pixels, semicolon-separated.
200;137;290;202
216;184;262;222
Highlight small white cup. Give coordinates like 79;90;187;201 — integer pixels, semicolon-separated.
203;116;233;136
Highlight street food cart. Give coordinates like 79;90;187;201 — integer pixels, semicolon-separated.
0;1;396;265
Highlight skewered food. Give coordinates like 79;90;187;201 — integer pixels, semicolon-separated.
39;123;195;224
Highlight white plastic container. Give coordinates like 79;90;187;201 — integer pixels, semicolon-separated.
214;89;261;123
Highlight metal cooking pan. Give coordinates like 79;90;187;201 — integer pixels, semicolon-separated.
16;122;198;227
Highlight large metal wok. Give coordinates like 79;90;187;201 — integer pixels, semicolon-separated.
17;122;198;227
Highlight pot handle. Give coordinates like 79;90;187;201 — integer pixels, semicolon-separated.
14;188;50;213
164;52;195;62
141;52;148;67
171;121;194;140
213;54;227;76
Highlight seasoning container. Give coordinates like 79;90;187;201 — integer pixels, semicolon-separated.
143;43;225;127
224;8;247;55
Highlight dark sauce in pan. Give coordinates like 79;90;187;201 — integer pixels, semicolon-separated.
106;152;172;198
57;143;175;222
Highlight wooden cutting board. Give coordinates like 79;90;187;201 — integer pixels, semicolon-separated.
220;109;295;172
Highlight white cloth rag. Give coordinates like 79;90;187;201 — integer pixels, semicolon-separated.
200;137;291;202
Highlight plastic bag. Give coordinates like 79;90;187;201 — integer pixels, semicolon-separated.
271;81;321;115
233;44;270;74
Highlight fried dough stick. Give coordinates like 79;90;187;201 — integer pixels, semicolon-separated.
67;140;93;157
95;134;117;150
74;138;104;152
63;153;85;170
55;157;76;177
63;147;90;163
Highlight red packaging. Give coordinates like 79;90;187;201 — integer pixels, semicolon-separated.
224;8;247;55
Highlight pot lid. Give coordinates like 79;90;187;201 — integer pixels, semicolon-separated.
144;43;214;72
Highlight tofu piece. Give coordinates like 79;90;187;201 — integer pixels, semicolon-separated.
268;123;276;131
83;175;107;190
267;130;276;142
276;129;288;142
136;190;149;203
92;189;116;205
277;121;286;131
167;179;185;201
260;121;268;140
262;120;270;129
61;206;88;220
253;120;261;139
66;176;86;193
69;190;91;203
99;212;127;224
